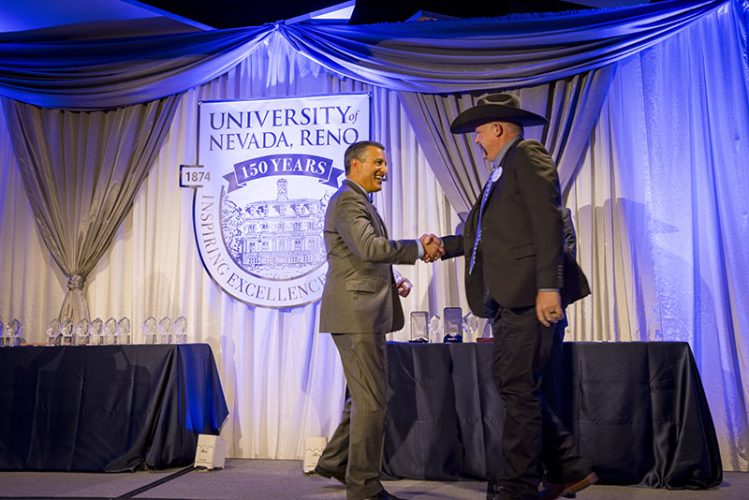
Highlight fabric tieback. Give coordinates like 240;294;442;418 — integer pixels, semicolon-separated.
469;166;503;274
67;274;85;290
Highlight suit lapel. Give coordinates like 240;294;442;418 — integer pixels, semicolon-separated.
373;210;388;238
480;137;523;211
343;179;387;237
465;138;525;264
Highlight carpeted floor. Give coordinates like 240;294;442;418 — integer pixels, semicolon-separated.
0;459;744;499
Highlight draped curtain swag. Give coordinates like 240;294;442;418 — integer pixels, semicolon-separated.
1;0;748;471
0;1;725;107
1;96;180;321
398;66;616;216
0;0;727;320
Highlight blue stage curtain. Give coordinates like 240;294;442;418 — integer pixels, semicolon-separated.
0;1;727;108
0;26;273;109
1;0;748;472
281;0;723;92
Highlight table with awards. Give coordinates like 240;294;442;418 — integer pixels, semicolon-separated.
382;341;722;489
0;343;228;472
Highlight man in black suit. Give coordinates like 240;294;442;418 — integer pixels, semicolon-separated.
439;94;597;499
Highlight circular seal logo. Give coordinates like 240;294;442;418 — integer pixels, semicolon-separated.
190;94;369;307
193;154;341;308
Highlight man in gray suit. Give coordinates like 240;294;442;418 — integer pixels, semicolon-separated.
314;141;442;500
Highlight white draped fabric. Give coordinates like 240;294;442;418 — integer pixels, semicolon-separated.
0;35;464;459
1;2;748;470
566;16;749;469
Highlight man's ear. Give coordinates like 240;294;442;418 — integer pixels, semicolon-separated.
494;122;504;137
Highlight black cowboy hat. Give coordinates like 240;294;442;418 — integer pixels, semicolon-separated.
450;93;548;133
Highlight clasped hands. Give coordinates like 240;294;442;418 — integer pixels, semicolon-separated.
419;234;445;263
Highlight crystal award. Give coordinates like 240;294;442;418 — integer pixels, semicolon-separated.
103;317;117;345
0;319;7;348
74;319;90;346
11;319;24;347
409;311;429;343
143;316;157;345
45;319;61;346
89;318;103;345
158;316;173;344
117;317;131;345
462;312;480;343
174;316;188;344
428;314;442;344
477;320;494;343
60;319;74;346
443;307;463;343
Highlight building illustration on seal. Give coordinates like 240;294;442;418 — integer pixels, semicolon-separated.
192;94;369;308
221;178;329;280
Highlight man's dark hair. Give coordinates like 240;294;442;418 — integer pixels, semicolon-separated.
344;140;385;174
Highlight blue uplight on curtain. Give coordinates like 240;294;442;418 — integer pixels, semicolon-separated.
0;1;728;108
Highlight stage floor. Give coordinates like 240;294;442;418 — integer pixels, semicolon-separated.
0;459;742;500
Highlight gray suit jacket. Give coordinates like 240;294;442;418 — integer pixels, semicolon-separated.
319;179;419;334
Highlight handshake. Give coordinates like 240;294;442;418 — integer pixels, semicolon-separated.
419;234;445;263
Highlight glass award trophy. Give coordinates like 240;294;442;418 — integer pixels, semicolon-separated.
174;316;188;344
11;319;24;347
45;319;60;345
46;319;61;346
143;317;157;345
74;319;90;346
158;316;173;344
117;317;131;345
60;319;74;346
462;312;479;343
103;317;117;345
409;311;429;343
428;314;442;344
0;319;7;348
443;307;463;343
477;319;494;343
6;319;22;347
89;318;103;345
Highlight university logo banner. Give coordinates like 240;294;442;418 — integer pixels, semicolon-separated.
188;94;370;308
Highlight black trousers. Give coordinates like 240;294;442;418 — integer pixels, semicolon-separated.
491;306;588;499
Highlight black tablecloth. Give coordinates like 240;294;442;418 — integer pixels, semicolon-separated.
0;344;228;472
383;341;722;488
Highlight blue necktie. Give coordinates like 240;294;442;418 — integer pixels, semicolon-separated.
469;166;503;274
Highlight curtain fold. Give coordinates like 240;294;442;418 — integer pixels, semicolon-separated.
399;66;616;215
281;0;719;92
0;1;726;107
74;38;464;460
0;26;273;109
564;0;749;469
1;95;181;322
1;0;748;473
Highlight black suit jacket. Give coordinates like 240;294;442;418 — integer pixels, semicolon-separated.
442;138;590;318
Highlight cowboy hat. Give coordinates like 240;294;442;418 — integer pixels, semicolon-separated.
450;93;548;133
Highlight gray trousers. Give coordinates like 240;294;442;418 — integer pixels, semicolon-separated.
318;333;387;500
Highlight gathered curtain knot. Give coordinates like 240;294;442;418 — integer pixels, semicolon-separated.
67;274;85;290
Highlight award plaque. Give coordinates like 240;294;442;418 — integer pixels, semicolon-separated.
443;307;463;343
409;311;429;343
